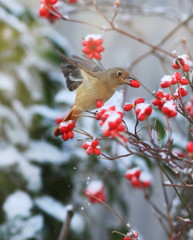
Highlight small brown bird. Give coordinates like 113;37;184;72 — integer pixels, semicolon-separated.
53;53;135;136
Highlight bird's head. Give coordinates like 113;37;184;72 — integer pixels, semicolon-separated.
106;67;136;86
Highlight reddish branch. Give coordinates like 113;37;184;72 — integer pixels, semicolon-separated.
172;219;193;240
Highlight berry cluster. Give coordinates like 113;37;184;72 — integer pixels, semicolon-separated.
152;90;177;118
39;0;60;22
160;72;188;88
124;98;152;121
58;120;76;141
172;54;193;72
125;167;151;188
82;139;101;155
95;105;127;142
82;34;104;60
186;97;193;118
84;180;106;203
160;72;188;98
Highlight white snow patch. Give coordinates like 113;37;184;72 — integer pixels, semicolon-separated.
0;0;24;15
3;215;44;240
3;191;33;219
25;141;64;163
34;195;85;232
0;73;15;92
163;100;176;111
35;195;68;222
86;180;103;194
55;89;76;105
17;160;42;192
71;213;85;233
84;34;102;41
0;8;26;32
0;146;23;168
30;105;61;119
139;172;152;182
125;167;140;175
160;75;172;84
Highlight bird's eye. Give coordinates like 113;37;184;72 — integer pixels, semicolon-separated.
117;71;123;77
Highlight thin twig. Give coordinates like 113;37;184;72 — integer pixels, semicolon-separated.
58;209;74;240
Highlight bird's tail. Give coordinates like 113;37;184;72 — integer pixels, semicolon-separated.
53;106;82;137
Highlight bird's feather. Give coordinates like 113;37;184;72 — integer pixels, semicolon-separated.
61;63;83;91
61;55;104;91
71;54;104;72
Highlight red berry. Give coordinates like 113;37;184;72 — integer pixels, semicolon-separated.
172;62;180;69
124;104;133;111
179;78;188;85
171;76;177;85
90;139;99;148
67;131;74;139
152;99;160;106
109;106;116;111
169;110;177;118
96;100;104;108
125;168;141;180
55;117;63;124
186;105;192;111
67;121;76;130
68;0;78;4
141;181;151;188
86;147;94;155
161;107;169;115
129;79;140;88
117;124;125;131
45;0;58;4
137;113;146;121
178;87;188;97
108;121;117;129
131;177;141;188
82;142;89;150
165;94;172;100
39;6;50;17
115;117;122;125
93;148;101;155
186;141;193;153
103;129;111;137
110;129;119;137
123;237;132;240
155;90;164;98
59;126;69;134
62;133;69;141
183;64;190;72
174;72;181;80
134;169;141;178
160;81;171;88
134;98;145;105
144;106;152;116
190;110;193;118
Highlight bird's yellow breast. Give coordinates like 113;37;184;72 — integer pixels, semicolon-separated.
74;71;116;111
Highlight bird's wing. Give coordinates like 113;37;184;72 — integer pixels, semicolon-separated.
61;55;104;91
51;46;104;91
71;54;105;72
61;63;83;91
